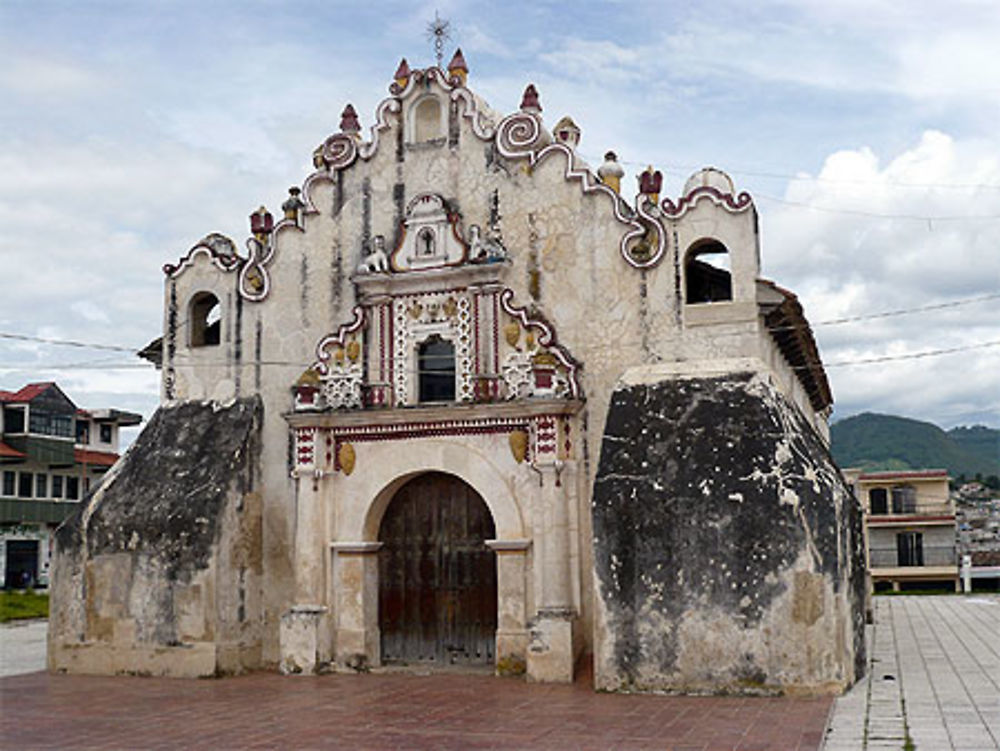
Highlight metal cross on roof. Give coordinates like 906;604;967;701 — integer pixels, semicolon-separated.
426;11;451;68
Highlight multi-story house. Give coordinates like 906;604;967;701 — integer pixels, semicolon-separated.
0;382;141;588
844;468;959;592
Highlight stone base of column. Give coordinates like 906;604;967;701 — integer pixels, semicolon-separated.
279;605;327;675
334;627;380;671
526;608;577;683
496;628;529;675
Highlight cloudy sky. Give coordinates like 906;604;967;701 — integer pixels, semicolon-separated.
1;0;998;442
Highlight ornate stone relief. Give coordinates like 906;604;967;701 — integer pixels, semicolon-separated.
494;109;666;270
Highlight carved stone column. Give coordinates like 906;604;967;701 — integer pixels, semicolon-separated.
279;469;329;674
527;461;578;683
486;538;531;675
330;541;382;670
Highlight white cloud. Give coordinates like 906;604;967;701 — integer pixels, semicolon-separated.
762;130;1000;427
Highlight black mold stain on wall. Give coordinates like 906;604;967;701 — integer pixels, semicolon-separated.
58;397;262;584
592;373;864;688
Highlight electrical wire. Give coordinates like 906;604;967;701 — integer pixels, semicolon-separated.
766;292;1000;334
579;151;1000;191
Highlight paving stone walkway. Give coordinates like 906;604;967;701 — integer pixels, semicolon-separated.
1;664;830;750
824;595;1000;751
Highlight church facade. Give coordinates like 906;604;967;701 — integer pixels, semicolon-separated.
49;53;866;694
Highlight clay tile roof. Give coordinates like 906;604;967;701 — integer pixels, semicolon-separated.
74;448;119;467
2;382;55;403
0;441;26;459
758;280;833;412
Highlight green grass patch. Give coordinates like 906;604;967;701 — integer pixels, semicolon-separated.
0;590;49;622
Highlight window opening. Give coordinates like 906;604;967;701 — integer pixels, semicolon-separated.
869;488;888;515
76;420;90;444
35;473;47;498
99;423;113;444
3;406;25;433
897;532;924;567
28;410;73;438
2;471;14;497
66;476;80;500
685;240;732;304
18;472;33;498
52;475;63;499
891;484;917;514
190;292;221;347
418;335;456;403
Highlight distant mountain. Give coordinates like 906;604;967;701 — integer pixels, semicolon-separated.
831;413;999;479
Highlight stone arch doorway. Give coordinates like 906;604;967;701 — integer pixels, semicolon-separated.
377;471;497;666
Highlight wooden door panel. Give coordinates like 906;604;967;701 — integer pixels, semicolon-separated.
378;472;496;665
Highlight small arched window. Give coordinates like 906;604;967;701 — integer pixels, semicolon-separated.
190;292;221;347
418;335;455;403
412;96;442;143
685;240;732;304
869;487;888;515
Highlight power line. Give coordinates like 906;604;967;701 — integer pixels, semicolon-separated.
579;151;1000;191
818;339;1000;368
767;292;1000;334
754;193;1000;221
0;332;136;353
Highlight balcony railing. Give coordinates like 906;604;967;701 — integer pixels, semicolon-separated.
869;545;957;568
868;502;954;518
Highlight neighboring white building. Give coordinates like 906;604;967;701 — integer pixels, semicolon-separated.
51;54;865;694
844;468;959;592
0;382;140;588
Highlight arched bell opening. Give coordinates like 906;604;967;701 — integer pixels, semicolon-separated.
377;471;497;666
685;239;733;304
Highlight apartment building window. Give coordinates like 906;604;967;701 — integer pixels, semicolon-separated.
869;488;888;514
891;485;917;514
897;532;924;567
17;472;33;498
52;475;63;499
76;420;90;444
29;410;74;437
2;470;14;496
35;473;48;498
3;406;26;433
66;476;80;500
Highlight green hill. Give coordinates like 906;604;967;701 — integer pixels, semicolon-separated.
831;413;999;480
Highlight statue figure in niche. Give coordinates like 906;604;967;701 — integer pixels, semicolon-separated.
417;228;436;257
468;224;507;263
358;235;390;274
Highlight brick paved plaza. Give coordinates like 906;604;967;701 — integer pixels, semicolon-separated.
0;666;830;750
3;594;998;749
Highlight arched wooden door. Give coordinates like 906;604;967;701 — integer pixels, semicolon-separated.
378;472;497;665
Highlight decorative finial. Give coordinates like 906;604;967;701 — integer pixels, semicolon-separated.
282;187;305;221
598;151;625;195
426;12;452;68
394;58;411;89
447;48;468;85
553;116;581;150
520;84;542;114
250;206;274;240
638;166;663;203
340;104;360;135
